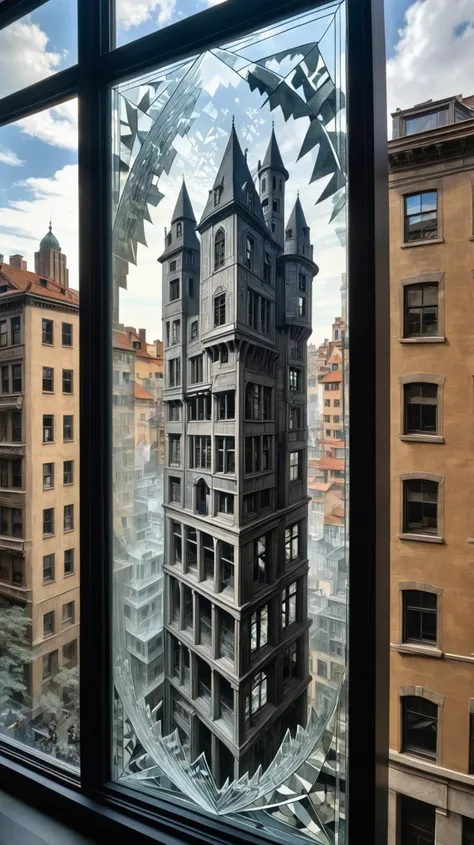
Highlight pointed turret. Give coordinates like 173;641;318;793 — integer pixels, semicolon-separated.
284;195;314;263
159;178;199;261
257;128;288;250
198;124;265;232
172;179;196;225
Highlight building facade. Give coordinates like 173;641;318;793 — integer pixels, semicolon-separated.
160;127;317;783
389;95;474;845
0;232;79;718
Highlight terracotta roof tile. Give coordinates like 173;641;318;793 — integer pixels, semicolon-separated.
319;370;343;383
318;456;345;471
135;383;155;401
0;263;78;306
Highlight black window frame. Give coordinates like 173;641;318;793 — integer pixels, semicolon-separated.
403;478;439;536
404;190;438;242
401;696;438;760
404;382;438;434
404;282;439;338
0;1;389;844
62;322;73;346
402;589;437;645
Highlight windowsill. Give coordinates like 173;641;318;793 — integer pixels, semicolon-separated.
64;572;75;578
61;345;73;348
42;342;54;347
399;434;444;444
400;237;444;248
398;336;446;344
43;579;56;585
63;482;74;487
64;528;75;534
43;486;55;491
42;391;55;395
43;534;55;539
399;749;438;764
398;532;444;544
43;441;55;445
391;642;442;658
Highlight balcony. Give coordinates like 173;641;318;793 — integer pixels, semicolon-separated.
0;442;25;458
0;535;24;554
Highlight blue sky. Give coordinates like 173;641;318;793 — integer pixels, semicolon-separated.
0;0;473;344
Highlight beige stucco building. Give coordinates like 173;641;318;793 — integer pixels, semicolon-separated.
0;233;79;715
389;95;474;845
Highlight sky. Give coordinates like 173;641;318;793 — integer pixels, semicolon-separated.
0;0;473;346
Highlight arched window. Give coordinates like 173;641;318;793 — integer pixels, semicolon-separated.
195;478;209;516
214;293;226;326
214;229;225;270
402;696;437;759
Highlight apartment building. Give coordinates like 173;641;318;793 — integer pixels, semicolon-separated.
389;95;474;845
0;229;79;715
159;126;316;784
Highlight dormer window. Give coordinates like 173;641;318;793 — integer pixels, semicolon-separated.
177;222;182;236
214;187;222;207
302;227;309;237
40;278;48;287
286;228;292;240
404;108;448;136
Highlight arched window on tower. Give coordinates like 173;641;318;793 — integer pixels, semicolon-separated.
214;229;225;270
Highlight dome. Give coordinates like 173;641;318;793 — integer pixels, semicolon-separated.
39;223;60;251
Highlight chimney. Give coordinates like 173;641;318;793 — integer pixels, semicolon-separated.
0;254;3;264
10;254;27;271
138;328;146;342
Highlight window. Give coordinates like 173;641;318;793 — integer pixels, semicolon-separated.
168;357;181;387
43;554;55;582
286;228;292;239
43;415;54;443
169;259;177;272
190;436;211;470
324;415;331;422
188;395;211;421
404;479;438;535
247;290;271;335
190;320;198;340
190;355;203;384
12;412;22;442
245;672;267;726
246;235;254;269
400;797;435;845
42;319;53;345
404;191;438;242
43;650;58;679
216;391;235;420
11;460;21;488
169;434;181;466
298;296;306;317
404;283;438;337
214;293;226;326
169;279;180;301
62;601;75;625
64;504;74;531
64;460;74;485
62;323;73;346
216;437;235;473
177;222;182;236
43;611;55;637
404;383;438;434
405;109;448;136
214;187;221;207
289;368;301;391
167;402;180;422
289;451;301;481
217;492;234;515
317;659;327;678
43;367;54;392
289;407;302;430
299;273;306;292
171;320;180;344
63;415;73;441
214;229;225;269
402;696;438;759
403;590;437;644
169;477;180;503
11;317;21;345
285;524;300;562
63;369;73;393
263;252;272;283
63;640;78;667
1;366;8;394
172;522;182;564
325;381;339;391
250;605;268;653
43;462;54;489
11;509;22;538
261;178;266;192
64;549;74;576
245;383;272;420
0;321;7;348
272;198;280;212
283;642;298;689
221;542;234;592
254;536;267;583
282;581;297;627
12;364;22;393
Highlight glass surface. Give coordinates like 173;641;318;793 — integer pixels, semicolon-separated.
114;0;228;48
405;109;448;136
111;3;347;840
0;103;79;770
0;0;77;100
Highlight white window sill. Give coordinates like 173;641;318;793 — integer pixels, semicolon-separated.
398;532;444;544
399;434;444;444
400;238;444;248
398;336;446;344
391;642;442;658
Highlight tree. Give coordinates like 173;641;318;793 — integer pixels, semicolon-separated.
0;604;31;710
40;665;80;720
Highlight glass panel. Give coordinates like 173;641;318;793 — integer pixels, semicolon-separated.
0;0;77;99
112;2;347;840
114;0;227;48
0;103;79;770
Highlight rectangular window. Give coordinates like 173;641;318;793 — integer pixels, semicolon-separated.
172;522;182;564
221;542;234;592
43;462;54;489
43;415;54;443
64;548;74;575
169;434;181;466
11;459;22;488
190;436;211;470
289;407;302;430
400;797;435;845
285;524;300;563
298;296;306;317
404;283;439;337
404;191;438;242
404;383;438;434
250;605;268;653
190;355;203;384
63;415;73;441
62;369;73;393
214;293;226;326
282;581;298;627
168;357;181;387
0;460;8;488
64;504;74;531
43;611;55;637
0;321;7;348
63;640;78;666
298;272;307;292
43;367;54;392
216;437;235;473
289;368;301;391
42;319;54;345
64;460;74;485
254;536;267;583
11;317;21;346
169;279;180;301
62;322;73;346
403;590;437;644
402;696;437;758
43;650;58;679
168;401;181;421
171;320;180;344
404;479;438;535
12;412;22;443
169;477;180;503
218;492;234;515
245;672;267;726
190;320;198;340
62;601;75;625
289;451;301;482
317;659;327;678
216;391;235;420
12;364;22;393
169;260;177;273
188;395;211;421
43;553;55;582
1;366;8;395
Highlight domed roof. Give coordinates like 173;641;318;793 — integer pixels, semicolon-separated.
39;223;60;251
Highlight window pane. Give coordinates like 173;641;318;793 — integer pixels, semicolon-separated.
111;3;347;840
114;0;227;48
0;0;77;99
0;106;79;770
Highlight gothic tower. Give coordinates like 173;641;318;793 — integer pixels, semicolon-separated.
257;127;289;251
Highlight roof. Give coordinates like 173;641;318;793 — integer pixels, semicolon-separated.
319;369;343;384
308;481;332;492
258;129;289;179
171;180;196;224
135;383;155;401
285;196;308;235
318;457;345;471
199;125;266;231
113;330;134;350
39;223;60;251
325;513;343;525
0;263;78;307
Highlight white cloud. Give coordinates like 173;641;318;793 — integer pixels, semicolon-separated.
387;0;474;128
116;0;177;30
19;100;78;152
0;147;24;167
0;165;78;288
